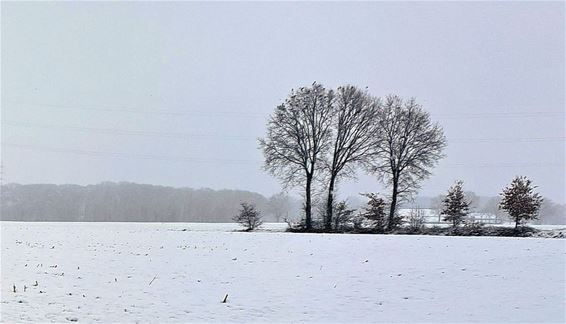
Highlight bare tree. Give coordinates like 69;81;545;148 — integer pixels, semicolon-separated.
407;207;426;232
259;83;334;230
430;194;445;223
233;202;263;231
267;192;290;222
480;196;505;224
332;200;355;230
370;95;446;230
324;85;379;230
464;191;480;211
499;176;543;230
536;199;566;225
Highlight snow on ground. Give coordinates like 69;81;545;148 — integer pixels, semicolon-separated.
1;222;565;323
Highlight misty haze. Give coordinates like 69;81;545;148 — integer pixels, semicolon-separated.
1;1;564;323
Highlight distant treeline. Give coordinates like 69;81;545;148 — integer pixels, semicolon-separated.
1;182;563;224
0;182;298;222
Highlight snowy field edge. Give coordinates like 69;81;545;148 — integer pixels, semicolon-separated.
2;222;565;323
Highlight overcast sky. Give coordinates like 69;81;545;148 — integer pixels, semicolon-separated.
2;1;564;202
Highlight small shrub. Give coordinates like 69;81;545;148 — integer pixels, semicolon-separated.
233;203;263;231
427;226;447;235
333;201;355;230
406;208;426;233
351;214;365;231
459;221;485;236
360;193;389;233
388;213;405;231
287;217;324;232
491;226;538;237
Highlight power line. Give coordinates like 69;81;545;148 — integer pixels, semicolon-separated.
432;112;563;119
2;121;255;141
3;121;565;143
448;137;565;143
2;143;258;166
3;142;563;169
4;100;266;118
443;162;564;168
4;100;564;119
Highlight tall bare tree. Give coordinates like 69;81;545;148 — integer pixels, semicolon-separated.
259;83;334;230
370;95;446;230
267;192;290;222
324;85;378;230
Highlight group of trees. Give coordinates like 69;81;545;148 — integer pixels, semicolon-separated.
259;82;446;231
235;174;548;232
440;176;544;230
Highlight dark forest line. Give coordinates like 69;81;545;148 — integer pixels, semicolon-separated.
0;182;292;222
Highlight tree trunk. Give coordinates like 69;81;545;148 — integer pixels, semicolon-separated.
325;176;336;230
305;175;313;230
387;177;399;231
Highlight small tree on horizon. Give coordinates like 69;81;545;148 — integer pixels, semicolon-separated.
359;193;391;232
333;200;356;230
441;181;470;228
499;176;543;230
233;203;263;231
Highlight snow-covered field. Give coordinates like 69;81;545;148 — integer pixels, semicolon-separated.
1;222;565;323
